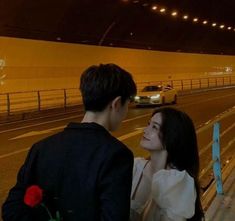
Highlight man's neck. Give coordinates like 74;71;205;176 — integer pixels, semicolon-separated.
81;111;109;131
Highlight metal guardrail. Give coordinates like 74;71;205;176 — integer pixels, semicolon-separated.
0;88;82;116
198;106;235;208
0;76;234;116
136;75;235;91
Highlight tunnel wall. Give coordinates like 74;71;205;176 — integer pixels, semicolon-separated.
0;36;235;93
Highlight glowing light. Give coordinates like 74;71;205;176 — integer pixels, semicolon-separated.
144;3;235;34
150;95;160;99
152;5;157;10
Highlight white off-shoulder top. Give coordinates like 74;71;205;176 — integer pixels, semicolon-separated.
130;158;196;221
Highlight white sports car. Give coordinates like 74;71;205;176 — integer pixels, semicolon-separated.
134;85;177;106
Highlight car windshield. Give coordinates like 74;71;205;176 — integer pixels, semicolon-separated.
142;86;162;92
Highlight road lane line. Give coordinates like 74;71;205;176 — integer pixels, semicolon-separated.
8;114;150;140
0;112;151;135
118;129;144;141
1;109;82;126
9;126;65;140
1;128;144;159
181;93;235;108
0;114;83;134
10;131;53;140
123;113;151;123
0;148;30;159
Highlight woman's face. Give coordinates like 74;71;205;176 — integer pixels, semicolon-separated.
140;112;164;151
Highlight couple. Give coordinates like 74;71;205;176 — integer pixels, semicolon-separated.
2;64;204;221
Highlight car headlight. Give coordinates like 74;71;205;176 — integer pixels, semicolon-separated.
150;94;160;99
134;96;140;100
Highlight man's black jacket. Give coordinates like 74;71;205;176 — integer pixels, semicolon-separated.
2;122;134;221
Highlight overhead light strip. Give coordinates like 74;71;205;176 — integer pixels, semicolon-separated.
123;1;235;32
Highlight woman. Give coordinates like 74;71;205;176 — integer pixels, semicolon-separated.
130;107;204;221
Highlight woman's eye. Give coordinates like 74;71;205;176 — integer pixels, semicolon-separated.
153;125;158;130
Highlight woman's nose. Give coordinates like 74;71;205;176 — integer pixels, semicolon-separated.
143;125;149;134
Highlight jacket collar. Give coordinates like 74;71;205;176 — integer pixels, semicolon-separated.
66;122;108;133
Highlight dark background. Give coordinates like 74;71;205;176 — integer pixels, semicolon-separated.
1;0;235;54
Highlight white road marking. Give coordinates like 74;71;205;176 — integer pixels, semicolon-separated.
135;127;146;130
123;113;151;123
0;114;83;134
0;148;30;159
1;128;144;159
7;115;150;140
182;93;235;108
9;126;65;140
118;128;144;141
8;116;148;141
0;113;151;135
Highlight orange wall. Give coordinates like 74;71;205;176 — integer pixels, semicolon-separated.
0;36;235;93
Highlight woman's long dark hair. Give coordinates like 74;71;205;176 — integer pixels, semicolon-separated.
152;107;204;221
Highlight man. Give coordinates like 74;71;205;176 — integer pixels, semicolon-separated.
2;64;137;221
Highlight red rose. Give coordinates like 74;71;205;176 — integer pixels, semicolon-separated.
24;185;43;208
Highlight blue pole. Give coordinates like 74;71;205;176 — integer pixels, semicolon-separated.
212;122;223;194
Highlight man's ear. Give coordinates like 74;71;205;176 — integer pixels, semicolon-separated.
110;96;122;111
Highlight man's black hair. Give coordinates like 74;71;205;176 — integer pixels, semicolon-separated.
80;63;137;111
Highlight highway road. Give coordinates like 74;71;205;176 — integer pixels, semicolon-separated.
0;88;235;219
